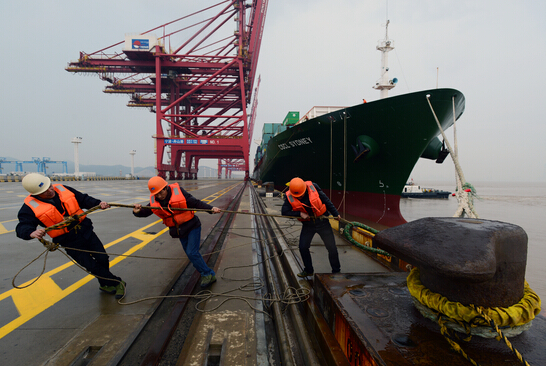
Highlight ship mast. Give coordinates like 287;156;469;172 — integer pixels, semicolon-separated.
373;20;397;99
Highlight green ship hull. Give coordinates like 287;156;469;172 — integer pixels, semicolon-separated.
253;88;465;227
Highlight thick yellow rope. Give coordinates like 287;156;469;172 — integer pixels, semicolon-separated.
408;267;540;365
408;268;541;328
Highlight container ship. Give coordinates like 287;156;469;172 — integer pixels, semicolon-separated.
253;89;463;227
252;21;463;228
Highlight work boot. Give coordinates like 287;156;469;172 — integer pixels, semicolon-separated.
115;281;126;299
297;271;313;278
200;274;217;288
99;285;116;295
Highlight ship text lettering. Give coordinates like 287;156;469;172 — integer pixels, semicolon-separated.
278;137;313;151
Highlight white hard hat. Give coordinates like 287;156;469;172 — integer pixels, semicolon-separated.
22;173;51;195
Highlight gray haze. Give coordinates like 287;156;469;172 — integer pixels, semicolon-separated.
1;1;545;182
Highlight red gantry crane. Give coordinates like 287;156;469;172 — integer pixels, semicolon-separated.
66;0;268;180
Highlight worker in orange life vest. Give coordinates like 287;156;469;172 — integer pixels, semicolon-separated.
16;173;125;298
133;177;221;288
281;177;341;278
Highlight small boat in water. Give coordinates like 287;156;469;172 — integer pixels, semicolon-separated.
401;180;451;199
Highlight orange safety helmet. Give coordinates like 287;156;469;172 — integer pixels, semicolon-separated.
289;177;306;198
148;176;168;195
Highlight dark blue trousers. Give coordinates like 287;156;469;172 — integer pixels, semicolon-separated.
299;219;340;274
64;231;121;287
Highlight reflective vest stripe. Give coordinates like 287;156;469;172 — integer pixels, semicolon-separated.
150;183;195;227
286;181;326;221
23;184;85;238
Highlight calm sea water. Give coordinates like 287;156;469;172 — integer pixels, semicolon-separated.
399;181;546;303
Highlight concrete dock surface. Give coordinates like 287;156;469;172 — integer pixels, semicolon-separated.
0;179;388;365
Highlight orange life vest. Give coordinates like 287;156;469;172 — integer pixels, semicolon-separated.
24;184;85;238
150;183;195;227
286;181;326;221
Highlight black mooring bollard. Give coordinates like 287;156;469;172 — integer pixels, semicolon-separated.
373;217;528;308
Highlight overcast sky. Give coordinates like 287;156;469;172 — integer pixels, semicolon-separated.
1;0;545;182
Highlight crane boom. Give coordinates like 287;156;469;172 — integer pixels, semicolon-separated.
66;1;269;180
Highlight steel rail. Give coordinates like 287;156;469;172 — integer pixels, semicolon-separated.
141;181;246;366
251;185;322;366
253;185;353;366
251;189;296;366
118;182;342;365
115;182;246;366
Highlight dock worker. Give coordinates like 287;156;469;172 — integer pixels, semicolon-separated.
133;177;221;288
281;177;341;277
16;173;125;298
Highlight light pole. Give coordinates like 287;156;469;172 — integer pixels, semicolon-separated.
130;150;136;178
71;137;82;177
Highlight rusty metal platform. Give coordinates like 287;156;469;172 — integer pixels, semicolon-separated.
314;272;546;366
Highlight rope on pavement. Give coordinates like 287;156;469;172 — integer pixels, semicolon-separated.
12;203;380;311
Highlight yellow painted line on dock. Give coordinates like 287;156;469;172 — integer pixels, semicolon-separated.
0;220;165;340
0;219;17;235
0;184;232;339
201;183;241;204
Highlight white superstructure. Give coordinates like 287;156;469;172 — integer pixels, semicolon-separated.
373;20;397;99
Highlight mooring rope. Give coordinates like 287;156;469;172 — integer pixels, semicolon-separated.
12;202;388;312
12;207;311;313
110;202;299;220
337;217;392;257
426;95;479;218
408;268;539;366
11;203;306;287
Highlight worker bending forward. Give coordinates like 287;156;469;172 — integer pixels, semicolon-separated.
133;177;221;288
16;173;125;298
282;177;341;277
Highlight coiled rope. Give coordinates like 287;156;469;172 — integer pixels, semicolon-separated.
13;201;391;314
338;218;391;257
11;203;319;310
123;247;311;316
408;267;540;365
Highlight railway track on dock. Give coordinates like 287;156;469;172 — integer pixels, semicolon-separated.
112;182;339;366
117;183;246;366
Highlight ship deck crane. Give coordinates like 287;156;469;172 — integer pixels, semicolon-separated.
66;0;269;180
